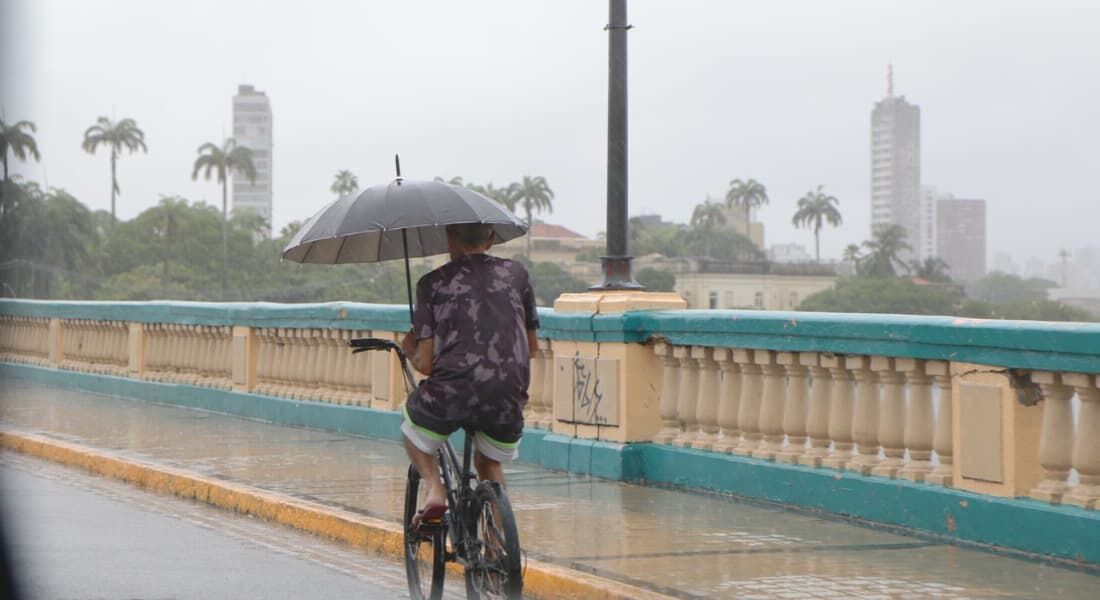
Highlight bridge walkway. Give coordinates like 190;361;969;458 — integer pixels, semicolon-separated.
1;380;1096;599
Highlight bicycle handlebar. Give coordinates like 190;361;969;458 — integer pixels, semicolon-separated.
348;337;417;392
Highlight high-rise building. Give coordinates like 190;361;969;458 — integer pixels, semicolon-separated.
936;197;986;282
232;84;273;234
870;65;921;261
918;186;940;262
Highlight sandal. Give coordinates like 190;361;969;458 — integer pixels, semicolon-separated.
412;503;448;528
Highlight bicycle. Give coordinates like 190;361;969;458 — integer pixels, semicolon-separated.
349;337;524;600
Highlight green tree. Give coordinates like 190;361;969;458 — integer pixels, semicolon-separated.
791;185;842;262
469;181;519;212
799;277;962;315
958;299;1091;322
0;117;40;187
191;137;256;300
965;271;1056;304
724;178;768;232
636;267;675;292
689;199;726;258
859;225;911;278
910;257;952;283
330;170;358;197
842;243;862;263
81;116;147;221
510;175;554;258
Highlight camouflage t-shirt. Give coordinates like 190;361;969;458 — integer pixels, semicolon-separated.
412;253;539;427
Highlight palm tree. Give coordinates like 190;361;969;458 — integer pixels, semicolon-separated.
910;256;952;282
689;199;726;258
510;175;554;258
724;178;769;235
470;181;519;212
842;244;862;263
791;185;843;262
81;116;147;221
860;225;912;278
191;138;256;300
330;170;358;197
0;117;40;184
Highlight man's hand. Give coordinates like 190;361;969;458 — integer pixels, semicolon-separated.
402;330;434;376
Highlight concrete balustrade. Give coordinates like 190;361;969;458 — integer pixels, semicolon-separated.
2;299;1099;513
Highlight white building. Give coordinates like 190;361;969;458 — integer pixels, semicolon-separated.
870;65;921;262
918;186;940;262
767;243;812;264
232;84;273;234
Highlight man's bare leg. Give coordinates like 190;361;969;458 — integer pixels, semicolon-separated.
404;437;446;507
474;451;506;487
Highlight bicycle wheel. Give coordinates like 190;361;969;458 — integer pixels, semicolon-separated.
464;481;522;600
404;465;446;600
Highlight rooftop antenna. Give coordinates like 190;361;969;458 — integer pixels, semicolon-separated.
887;63;895;97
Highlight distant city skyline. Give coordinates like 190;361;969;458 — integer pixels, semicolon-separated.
3;1;1097;267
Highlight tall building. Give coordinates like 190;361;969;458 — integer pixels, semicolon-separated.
918;186;940;261
232;84;273;234
936;197;986;282
870;65;921;261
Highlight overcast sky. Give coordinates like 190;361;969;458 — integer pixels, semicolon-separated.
3;0;1098;265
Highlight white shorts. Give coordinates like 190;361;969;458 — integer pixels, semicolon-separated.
401;417;520;463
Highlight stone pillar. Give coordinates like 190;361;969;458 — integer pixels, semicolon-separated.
232;326;257;392
653;342;681;444
822;355;855;470
1030;372;1075;503
528;345;546;426
898;358;934;482
925;361;954;486
733;349;763;456
672;345;699;447
127;322;144;376
799;353;832;468
1064;373;1100;509
712;348;742;453
871;357;906;479
848;356;880;475
755;351;787;460
776;352;808;464
691;347;720;451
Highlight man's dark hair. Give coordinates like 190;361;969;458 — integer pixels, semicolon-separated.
447;223;495;247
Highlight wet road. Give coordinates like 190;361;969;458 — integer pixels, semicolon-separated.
2;380;1099;598
0;453;461;600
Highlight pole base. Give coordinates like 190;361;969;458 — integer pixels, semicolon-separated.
590;256;644;291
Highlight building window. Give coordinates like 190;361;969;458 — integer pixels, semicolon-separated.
708;291;718;309
754;292;764;308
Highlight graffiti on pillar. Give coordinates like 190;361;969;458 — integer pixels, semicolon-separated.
553;352;619;426
573;355;606;424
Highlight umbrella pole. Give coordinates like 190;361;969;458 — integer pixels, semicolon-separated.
402;229;414;325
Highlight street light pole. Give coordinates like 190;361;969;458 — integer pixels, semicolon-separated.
593;0;643;290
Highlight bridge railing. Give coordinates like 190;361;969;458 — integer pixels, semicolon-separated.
1;299;1097;511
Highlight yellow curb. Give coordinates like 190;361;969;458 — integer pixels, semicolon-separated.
0;430;671;600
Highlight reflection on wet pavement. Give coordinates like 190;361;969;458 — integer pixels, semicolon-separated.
2;380;1097;599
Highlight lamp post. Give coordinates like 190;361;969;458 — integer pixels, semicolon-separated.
593;0;643;290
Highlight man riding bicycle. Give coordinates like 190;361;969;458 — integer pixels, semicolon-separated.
400;222;539;524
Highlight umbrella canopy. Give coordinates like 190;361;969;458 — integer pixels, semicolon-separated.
282;178;528;264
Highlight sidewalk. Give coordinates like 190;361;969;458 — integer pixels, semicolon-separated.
2;379;1097;599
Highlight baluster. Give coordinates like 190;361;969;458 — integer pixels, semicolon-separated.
354;330;374;406
691;347;720;451
712;348;742;453
848;356;881;475
924;361;954;486
318;330;337;402
822;355;855;470
898;359;934;481
871;357;906;478
755;351;786;461
303;329;322;399
335;329;354;403
1030;372;1074;503
540;340;554;427
776;352;809;464
528;344;546;426
217;327;232;387
269;328;288;396
672;346;700;447
653;342;681;444
733;349;763;456
799;353;832;467
1065;374;1100;509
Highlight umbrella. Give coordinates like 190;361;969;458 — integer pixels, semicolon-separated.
282;157;528;322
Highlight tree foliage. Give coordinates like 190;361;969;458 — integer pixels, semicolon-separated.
965;271;1056;304
82;116;147;221
636;267;675;292
798;277;962;316
791;185;842;262
0;117;40;185
330;170;358;196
